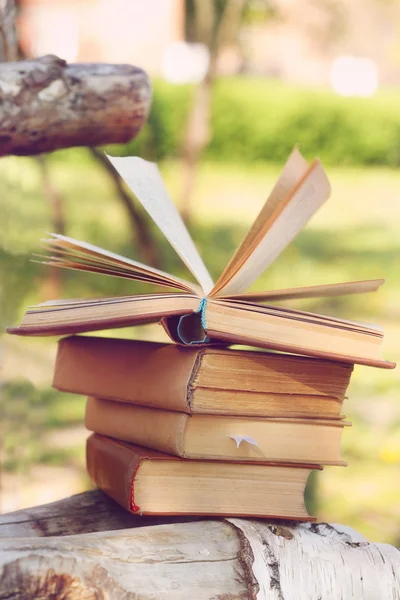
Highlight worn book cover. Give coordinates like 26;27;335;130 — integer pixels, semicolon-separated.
53;336;353;417
86;433;321;520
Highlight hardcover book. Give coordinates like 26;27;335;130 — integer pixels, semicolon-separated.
85;395;349;465
8;148;394;368
53;336;353;418
86;433;321;520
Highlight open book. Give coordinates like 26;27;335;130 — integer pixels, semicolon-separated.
7;148;394;368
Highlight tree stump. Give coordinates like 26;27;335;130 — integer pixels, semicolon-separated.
0;490;398;599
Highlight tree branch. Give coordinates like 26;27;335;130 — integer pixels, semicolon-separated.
0;55;151;156
0;491;399;599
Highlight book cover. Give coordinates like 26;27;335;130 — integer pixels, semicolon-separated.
53;336;352;417
86;433;321;520
85;396;349;465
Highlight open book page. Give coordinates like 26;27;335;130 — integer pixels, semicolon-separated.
211;160;331;297
8;293;199;337
30;293;194;308
39;234;201;294
204;299;395;368
106;155;214;295
221;279;385;301
210;147;309;295
215;299;381;333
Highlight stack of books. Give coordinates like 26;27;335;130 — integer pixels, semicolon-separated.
8;147;394;521
52;335;354;520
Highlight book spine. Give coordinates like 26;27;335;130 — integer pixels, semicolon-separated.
53;336;200;412
85;396;188;457
86;433;140;511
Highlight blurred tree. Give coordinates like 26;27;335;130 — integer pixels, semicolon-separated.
180;0;249;225
178;0;351;225
0;0;159;274
181;0;284;224
0;0;67;297
0;0;17;61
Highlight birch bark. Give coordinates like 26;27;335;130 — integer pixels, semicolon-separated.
0;490;398;600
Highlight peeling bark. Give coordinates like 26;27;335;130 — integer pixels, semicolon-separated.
0;55;151;156
0;491;398;599
229;518;400;600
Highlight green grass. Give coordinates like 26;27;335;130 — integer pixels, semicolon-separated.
0;150;399;543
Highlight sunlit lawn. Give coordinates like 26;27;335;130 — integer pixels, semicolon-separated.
0;151;399;544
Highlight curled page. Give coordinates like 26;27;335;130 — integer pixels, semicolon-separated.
229;435;259;449
106;155;214;295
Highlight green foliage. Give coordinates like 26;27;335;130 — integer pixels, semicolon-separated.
124;78;400;166
116;81;194;161
0;379;85;473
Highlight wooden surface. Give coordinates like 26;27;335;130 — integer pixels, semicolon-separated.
0;489;205;538
0;490;399;599
0;54;151;156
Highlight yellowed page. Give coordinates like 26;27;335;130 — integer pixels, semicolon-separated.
40;233;200;293
185;415;346;464
211;147;309;294
222;279;385;301
34;259;194;290
106;154;214;294
213;160;331;297
9;293;199;337
205;299;391;367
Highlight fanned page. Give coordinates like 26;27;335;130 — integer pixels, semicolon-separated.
106;154;214;295
211;158;331;297
223;279;385;302
38;233;202;295
211;147;309;295
234;147;309;245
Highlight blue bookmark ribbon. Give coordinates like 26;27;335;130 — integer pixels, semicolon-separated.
177;297;210;345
